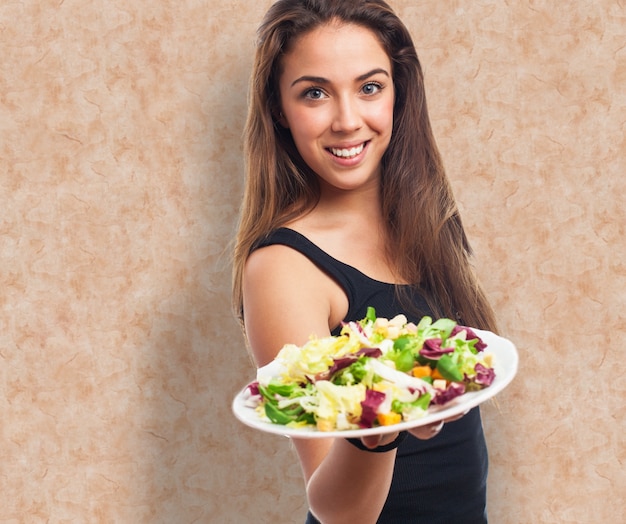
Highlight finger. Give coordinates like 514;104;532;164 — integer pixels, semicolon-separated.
442;409;470;424
409;420;444;440
360;432;400;449
360;434;383;449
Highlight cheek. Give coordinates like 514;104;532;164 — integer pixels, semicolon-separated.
371;99;395;131
287;109;328;144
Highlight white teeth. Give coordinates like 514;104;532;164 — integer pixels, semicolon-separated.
330;143;365;158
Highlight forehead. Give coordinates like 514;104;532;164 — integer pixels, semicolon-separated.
280;23;391;81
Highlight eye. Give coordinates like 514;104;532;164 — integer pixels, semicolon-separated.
303;87;327;100
361;82;383;96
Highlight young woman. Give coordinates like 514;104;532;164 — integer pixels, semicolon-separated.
232;1;498;522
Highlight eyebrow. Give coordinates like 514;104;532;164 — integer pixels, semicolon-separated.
290;67;390;87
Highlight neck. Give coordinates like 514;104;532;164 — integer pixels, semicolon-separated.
314;181;384;228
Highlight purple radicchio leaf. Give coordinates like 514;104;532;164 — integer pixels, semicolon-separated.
452;326;487;352
359;389;386;428
315;357;355;381
314;347;382;382
432;382;466;406
246;381;260;396
356;347;383;358
419;338;455;360
474;362;496;386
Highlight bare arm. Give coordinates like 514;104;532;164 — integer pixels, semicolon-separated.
242;244;399;523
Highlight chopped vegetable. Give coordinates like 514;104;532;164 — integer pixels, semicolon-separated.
377;412;402;426
411;365;432;379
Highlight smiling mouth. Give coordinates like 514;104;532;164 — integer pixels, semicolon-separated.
329;142;366;159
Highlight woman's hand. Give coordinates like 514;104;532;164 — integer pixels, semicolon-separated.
409;420;445;440
408;409;469;440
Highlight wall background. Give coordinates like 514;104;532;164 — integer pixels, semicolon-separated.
1;1;624;522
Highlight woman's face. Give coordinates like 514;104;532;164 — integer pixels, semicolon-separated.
278;23;394;194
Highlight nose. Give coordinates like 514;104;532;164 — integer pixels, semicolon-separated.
331;95;362;133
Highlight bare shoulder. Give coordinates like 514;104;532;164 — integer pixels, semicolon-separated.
243;243;328;311
242;243;346;367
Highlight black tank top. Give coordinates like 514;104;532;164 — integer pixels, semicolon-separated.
255;228;489;524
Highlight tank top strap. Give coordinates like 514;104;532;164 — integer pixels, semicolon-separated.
254;228;363;306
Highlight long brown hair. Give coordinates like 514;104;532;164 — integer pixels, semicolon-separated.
232;0;498;332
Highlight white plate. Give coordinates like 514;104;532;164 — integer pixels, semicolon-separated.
232;329;518;439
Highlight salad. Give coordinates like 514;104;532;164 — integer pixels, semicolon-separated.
242;307;496;432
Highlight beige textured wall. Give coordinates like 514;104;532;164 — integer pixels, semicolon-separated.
1;1;624;522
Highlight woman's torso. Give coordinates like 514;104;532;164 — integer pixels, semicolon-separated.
254;228;488;524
